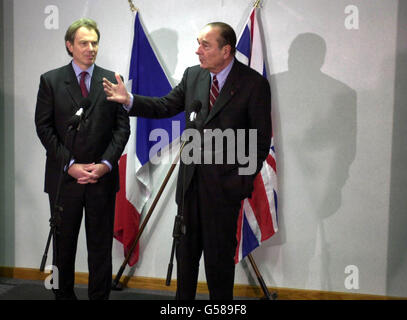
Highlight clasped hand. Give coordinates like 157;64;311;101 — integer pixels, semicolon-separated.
68;163;109;184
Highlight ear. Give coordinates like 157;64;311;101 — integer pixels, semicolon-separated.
223;44;232;58
66;40;73;54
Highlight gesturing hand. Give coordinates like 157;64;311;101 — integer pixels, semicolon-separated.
103;73;131;105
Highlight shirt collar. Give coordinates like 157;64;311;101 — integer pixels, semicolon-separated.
210;58;235;91
71;60;95;78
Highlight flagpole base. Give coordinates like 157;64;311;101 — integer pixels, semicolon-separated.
111;281;124;291
260;292;278;300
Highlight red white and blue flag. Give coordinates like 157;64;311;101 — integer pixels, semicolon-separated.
234;7;278;263
114;12;185;266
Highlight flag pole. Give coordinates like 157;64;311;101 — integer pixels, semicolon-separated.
112;140;185;290
253;0;261;8
246;253;277;300
112;0;138;290
238;0;277;301
127;0;138;12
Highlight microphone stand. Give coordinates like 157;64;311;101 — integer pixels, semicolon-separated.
40;123;80;273
165;137;189;286
166;115;200;286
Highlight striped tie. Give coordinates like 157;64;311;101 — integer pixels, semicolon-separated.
209;75;219;110
80;71;89;97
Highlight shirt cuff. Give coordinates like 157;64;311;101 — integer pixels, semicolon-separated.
101;160;112;171
64;158;75;172
123;92;134;112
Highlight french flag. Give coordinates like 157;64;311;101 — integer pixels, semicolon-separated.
114;12;185;266
234;7;279;263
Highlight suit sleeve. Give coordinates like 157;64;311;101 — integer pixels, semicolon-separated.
101;74;130;166
249;76;272;178
100;103;130;166
35;74;70;165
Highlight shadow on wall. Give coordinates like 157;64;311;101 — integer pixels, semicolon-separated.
269;33;357;290
386;0;407;298
150;28;179;85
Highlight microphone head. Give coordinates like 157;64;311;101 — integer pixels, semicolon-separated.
186;101;203;129
67;98;91;130
79;98;91;110
67;115;80;128
191;100;202;114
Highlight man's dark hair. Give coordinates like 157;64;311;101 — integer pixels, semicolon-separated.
206;22;236;55
64;18;100;57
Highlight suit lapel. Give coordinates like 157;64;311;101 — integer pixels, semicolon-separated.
204;60;240;126
194;71;211;130
85;65;104;118
64;64;83;111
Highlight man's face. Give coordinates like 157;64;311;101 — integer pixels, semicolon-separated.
196;25;230;74
66;26;99;70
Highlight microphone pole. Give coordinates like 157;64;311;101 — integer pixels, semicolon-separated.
40;98;91;272
165;139;188;286
166;101;201;286
40;124;77;272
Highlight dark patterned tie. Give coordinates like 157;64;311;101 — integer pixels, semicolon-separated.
80;71;89;97
209;75;219;110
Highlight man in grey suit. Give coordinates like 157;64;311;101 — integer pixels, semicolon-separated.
103;22;271;300
35;18;130;300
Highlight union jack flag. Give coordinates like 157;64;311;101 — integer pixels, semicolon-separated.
234;6;278;263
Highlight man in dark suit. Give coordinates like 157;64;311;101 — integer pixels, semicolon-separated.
35;18;130;300
103;22;271;300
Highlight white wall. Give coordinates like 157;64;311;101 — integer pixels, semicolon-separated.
2;0;406;297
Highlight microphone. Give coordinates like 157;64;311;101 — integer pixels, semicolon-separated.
67;98;91;131
187;100;202;128
182;100;202;142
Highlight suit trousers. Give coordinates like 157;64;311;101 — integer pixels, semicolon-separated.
48;190;115;300
175;165;241;300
